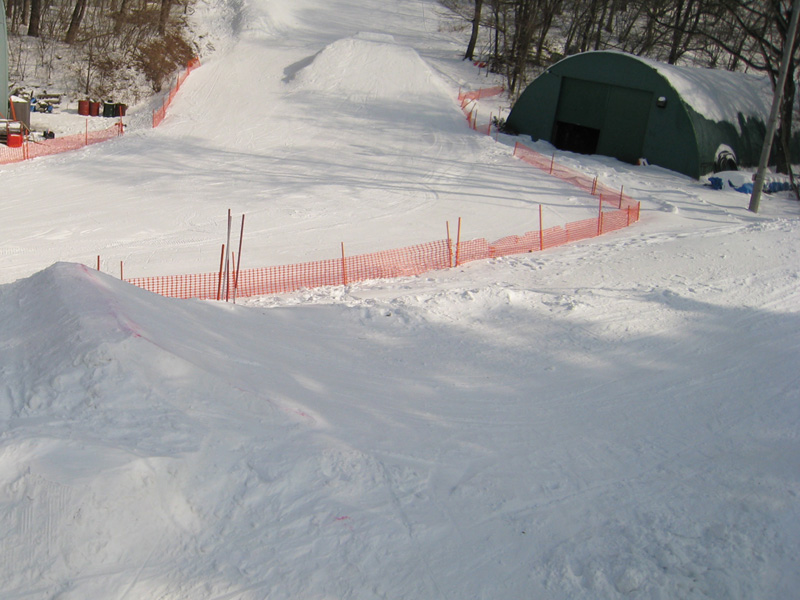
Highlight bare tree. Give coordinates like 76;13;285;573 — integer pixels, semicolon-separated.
158;0;171;35
65;0;87;43
464;0;484;60
27;0;40;36
704;0;800;173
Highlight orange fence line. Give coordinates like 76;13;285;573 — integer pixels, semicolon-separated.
0;121;123;165
459;85;504;135
1;57;201;165
117;85;639;300
512;143;639;211
458;85;504;103
152;57;201;128
124;196;639;301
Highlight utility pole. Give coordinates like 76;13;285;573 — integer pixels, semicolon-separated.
750;0;800;213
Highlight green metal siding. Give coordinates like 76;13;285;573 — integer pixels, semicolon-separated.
506;52;763;179
556;78;608;129
507;52;702;178
505;70;560;141
597;85;652;164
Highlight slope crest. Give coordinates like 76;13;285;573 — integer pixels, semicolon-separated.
289;33;450;102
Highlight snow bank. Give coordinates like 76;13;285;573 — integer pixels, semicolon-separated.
289;33;450;103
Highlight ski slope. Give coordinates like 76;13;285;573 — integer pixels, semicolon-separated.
1;0;799;598
0;0;599;283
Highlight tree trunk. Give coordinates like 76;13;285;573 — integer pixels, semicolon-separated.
465;0;484;60
27;0;40;37
775;65;796;173
65;0;87;44
113;0;128;35
158;0;171;35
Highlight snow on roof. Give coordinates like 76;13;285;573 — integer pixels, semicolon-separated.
632;53;774;126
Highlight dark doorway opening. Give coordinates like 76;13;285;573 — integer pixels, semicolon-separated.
554;121;600;155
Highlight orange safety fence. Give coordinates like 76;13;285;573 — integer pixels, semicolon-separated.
459;85;504;134
124;197;640;300
512;142;639;211
0;121;124;165
127;240;454;300
122;88;642;301
1;57;200;165
152;57;201;128
458;86;504;103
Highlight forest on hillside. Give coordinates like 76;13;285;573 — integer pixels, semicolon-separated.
4;0;197;102
5;0;799;165
444;0;800;171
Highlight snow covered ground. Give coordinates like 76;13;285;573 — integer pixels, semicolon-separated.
1;0;799;598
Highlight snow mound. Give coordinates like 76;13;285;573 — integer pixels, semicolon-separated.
289;33;449;102
0;262;307;426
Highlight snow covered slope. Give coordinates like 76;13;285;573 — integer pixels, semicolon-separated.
1;0;799;598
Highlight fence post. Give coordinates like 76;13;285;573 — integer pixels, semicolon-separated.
224;209;232;301
619;185;624;209
591;176;598;195
341;242;347;286
120;261;124;280
539;204;544;250
234;214;245;302
455;217;462;267
446;221;453;268
217;243;225;301
549;153;555;174
597;196;603;236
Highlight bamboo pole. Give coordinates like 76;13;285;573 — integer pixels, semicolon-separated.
454;217;462;267
233;214;245;302
224;209;232;301
597;197;604;236
539;205;544;250
217;243;225;301
341;242;347;286
446;221;453;268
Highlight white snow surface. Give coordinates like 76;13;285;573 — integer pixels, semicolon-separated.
1;0;800;599
636;53;774;126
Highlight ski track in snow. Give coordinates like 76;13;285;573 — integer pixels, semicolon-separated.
1;0;800;598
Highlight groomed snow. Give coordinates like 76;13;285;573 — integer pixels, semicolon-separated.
1;0;799;598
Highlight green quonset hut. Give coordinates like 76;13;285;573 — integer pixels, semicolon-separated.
506;50;787;179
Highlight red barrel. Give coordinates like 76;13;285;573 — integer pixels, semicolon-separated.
78;100;90;116
7;134;23;148
89;101;100;116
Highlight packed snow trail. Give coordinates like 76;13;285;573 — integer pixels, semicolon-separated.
1;210;798;598
0;0;598;284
